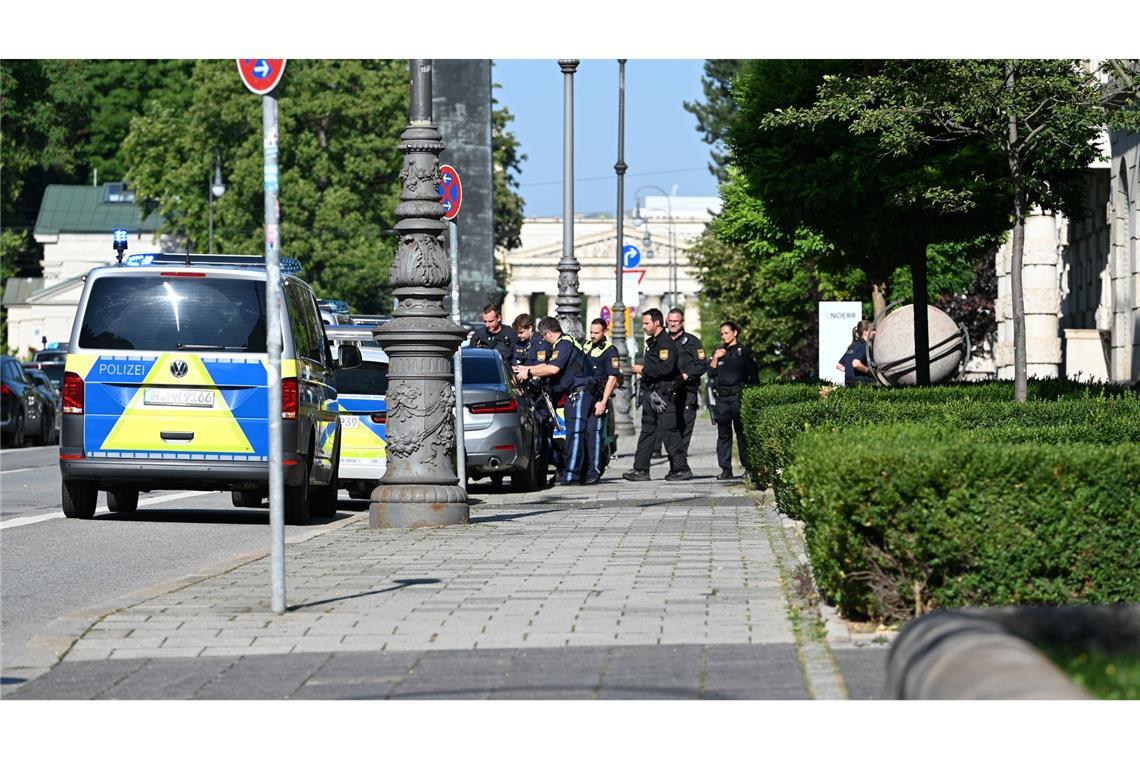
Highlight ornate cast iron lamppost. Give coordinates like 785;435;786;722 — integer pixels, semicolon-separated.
611;59;635;438
370;59;469;529
555;59;585;341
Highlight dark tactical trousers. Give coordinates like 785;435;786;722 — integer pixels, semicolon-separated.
561;388;594;483
582;400;613;480
633;397;688;473
681;392;699;455
714;394;749;473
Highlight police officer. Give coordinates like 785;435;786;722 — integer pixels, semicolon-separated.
513;317;593;485
581;317;622;484
623;308;691;482
513;313;555;484
468;303;517;365
665;307;707;458
708;320;758;480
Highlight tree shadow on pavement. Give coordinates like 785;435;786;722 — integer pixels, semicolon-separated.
469;508;565;524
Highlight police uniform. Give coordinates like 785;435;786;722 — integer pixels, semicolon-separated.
709;341;758;475
582;338;622;482
672;330;707;455
520;333;556;481
541;334;594;484
838;338;873;386
632;330;690;476
469;324;518;365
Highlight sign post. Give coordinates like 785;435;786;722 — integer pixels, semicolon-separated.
239;58;287;615
439;165;466;487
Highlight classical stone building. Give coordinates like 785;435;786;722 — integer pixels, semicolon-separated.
994;127;1139;383
500;196;719;337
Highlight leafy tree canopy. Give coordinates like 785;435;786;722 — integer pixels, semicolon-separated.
683;59;744;182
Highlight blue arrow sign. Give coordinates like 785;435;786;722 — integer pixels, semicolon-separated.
622;244;641;269
253;60;272;78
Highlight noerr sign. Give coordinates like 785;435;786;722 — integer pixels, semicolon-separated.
237;59;287;95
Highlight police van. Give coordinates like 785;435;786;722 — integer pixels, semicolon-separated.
59;253;359;525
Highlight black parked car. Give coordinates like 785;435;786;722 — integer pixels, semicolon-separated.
2;356;53;447
23;366;60;445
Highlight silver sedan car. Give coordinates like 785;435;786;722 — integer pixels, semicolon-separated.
459;347;546;492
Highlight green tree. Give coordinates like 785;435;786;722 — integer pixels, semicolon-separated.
1;60;93;352
491;82;526;291
782;59;1140;399
683;59;744;181
734;59;1013;384
123;60;410;313
691;167;865;380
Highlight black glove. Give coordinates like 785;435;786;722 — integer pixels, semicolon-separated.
649;389;669;413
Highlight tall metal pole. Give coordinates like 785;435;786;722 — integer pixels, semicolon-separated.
612;60;634;438
556;59;584;341
208;173;215;255
449;220;466;486
370;59;468;529
263;94;285;614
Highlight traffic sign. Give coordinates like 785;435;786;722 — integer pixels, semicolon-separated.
237;59;287;95
439;164;462;220
622;244;641;269
600;305;612;324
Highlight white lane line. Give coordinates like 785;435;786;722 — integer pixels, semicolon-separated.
3;467;46;475
0;491;200;530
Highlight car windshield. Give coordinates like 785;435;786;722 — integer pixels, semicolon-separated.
453;354;504;385
334;361;388;396
79;276;267;352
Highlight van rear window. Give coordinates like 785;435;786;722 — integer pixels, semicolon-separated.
334;361;388;396
79;276;267;352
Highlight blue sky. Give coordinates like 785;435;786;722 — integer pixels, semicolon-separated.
492;60;720;218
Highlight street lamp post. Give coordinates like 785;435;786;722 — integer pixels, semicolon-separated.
556;59;584;341
611;59;634;437
633;186;676;309
208;151;225;254
370;59;469;529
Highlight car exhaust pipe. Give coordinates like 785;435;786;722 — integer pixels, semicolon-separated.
488;457;501;469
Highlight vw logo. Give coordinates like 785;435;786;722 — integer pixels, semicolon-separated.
170;360;189;379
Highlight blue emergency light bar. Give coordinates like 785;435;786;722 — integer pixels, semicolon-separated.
121;252;302;275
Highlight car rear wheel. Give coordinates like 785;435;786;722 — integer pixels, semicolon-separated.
107;489;139;513
511;440;540;492
232;490;265;508
62;478;97;518
284;459;310;525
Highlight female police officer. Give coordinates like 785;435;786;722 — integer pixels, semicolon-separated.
708;321;758;481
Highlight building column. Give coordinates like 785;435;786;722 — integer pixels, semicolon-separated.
995;212;1063;380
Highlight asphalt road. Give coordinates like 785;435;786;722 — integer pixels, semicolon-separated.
0;443;361;675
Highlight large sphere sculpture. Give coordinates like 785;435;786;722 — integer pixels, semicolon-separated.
870;304;966;386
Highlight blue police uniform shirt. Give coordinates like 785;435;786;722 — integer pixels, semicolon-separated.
839;339;872;385
588;340;622;383
525;334;552;366
547;335;590;395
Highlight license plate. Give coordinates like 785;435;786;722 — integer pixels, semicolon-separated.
143;388;216;408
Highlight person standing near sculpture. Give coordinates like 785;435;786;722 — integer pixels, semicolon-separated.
708;321;758;481
836;319;875;387
665;308;707;459
623;308;692;482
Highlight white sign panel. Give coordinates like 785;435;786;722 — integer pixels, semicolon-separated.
598;274;642;309
819;301;863;385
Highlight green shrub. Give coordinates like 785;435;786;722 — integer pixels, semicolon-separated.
786;426;1140;623
745;393;1140;518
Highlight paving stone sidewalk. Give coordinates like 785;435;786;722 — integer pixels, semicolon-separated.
8;422;887;699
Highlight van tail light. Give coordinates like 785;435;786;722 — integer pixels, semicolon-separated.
281;378;298;420
467;398;518;415
63;372;85;414
370;412;387;424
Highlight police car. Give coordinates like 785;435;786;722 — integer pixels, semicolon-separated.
325;325;388;500
58;252;359;525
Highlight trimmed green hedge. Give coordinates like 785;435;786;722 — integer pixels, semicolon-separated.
743;392;1140;518
786;425;1140;622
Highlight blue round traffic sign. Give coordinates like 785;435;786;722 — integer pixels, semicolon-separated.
622;244;641;269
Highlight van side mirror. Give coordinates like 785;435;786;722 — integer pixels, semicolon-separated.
337;344;362;369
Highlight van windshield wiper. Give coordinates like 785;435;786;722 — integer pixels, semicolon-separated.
177;343;248;351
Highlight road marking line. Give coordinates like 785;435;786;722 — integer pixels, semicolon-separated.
0;492;200;530
2;467;46;475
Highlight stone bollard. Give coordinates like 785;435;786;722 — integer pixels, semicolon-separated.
886;609;1091;699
